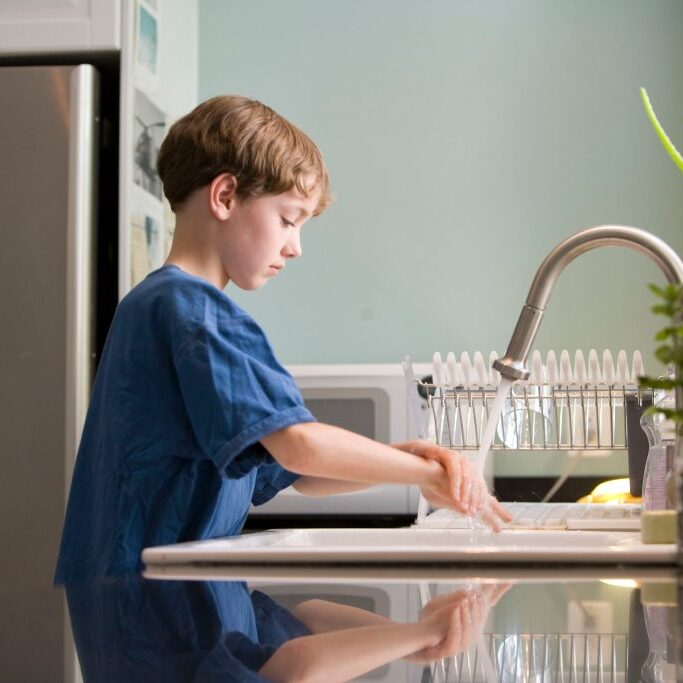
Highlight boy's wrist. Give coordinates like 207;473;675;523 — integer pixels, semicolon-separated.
420;457;445;488
412;619;447;651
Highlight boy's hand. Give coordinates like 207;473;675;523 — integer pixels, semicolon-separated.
392;441;512;531
418;582;511;624
406;589;484;663
407;582;512;663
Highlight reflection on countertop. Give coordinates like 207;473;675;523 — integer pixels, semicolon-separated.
38;568;680;682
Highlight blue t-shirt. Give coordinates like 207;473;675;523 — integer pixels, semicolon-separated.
65;576;311;682
55;265;315;582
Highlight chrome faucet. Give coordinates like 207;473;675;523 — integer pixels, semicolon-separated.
493;225;683;381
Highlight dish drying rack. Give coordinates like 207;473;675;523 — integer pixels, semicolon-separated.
404;349;654;452
417;582;638;683
422;631;630;683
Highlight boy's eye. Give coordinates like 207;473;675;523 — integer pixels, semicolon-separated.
281;217;295;228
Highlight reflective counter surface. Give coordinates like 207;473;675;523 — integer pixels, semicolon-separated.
10;566;683;682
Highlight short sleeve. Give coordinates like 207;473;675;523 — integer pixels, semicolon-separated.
173;314;315;477
250;445;300;506
196;635;274;682
250;590;311;645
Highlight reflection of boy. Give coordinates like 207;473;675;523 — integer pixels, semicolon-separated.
55;95;509;582
65;575;509;681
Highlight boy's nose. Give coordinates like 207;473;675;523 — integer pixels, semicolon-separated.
284;231;302;259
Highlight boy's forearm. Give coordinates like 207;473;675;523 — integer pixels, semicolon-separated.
258;621;443;683
261;422;442;487
292;598;394;633
291;476;374;497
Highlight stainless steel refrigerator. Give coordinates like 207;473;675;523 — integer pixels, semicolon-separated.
0;62;119;682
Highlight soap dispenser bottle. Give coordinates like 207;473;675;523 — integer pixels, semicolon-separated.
640;390;677;512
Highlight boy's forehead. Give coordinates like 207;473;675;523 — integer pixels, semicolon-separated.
278;186;320;214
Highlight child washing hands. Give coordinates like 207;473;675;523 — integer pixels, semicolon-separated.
392;440;511;530
261;426;509;529
54;95;509;583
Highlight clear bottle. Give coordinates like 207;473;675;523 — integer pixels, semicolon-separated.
640;391;677;511
641;603;673;683
640;581;678;683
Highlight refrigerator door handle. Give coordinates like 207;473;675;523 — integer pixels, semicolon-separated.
64;64;99;501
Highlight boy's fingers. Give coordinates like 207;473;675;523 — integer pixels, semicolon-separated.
459;456;471;504
478;504;502;532
487;582;513;605
434;449;462;502
451;454;463;500
423;591;470;619
487;495;512;522
465;477;478;512
467;597;484;633
421;489;458;515
453;453;467;502
462;479;473;511
436;449;485;514
460;457;488;514
471;477;487;513
431;490;468;515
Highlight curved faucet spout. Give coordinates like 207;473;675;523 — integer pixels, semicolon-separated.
493;225;683;381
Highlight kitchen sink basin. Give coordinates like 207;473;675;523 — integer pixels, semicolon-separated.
142;527;677;566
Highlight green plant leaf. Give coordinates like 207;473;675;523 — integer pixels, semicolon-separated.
653;345;683;366
663;283;683;303
654;345;673;364
648;283;683;309
651;303;676;317
643;406;683;425
641;87;683;173
656;408;683;421
643;405;658;418
648;283;669;299
638;375;683;390
654;326;683;341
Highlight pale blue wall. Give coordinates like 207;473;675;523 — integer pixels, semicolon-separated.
198;0;683;371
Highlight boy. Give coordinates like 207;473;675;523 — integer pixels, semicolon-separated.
55;95;509;582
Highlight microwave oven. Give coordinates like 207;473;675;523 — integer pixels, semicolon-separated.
249;363;432;517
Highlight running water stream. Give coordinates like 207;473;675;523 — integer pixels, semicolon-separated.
468;376;514;529
474;377;514;479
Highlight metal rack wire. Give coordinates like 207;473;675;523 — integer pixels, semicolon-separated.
403;353;655;452
424;632;630;683
421;383;653;452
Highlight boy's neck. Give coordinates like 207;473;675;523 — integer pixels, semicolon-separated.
165;217;229;291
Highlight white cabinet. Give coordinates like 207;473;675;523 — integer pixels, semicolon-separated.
0;0;120;54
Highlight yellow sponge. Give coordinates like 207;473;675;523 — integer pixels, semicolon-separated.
640;510;677;544
640;581;678;606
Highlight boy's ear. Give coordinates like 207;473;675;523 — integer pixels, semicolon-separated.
209;173;238;219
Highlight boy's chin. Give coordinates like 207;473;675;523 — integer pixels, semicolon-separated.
233;276;268;292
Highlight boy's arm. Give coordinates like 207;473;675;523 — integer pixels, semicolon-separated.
291;598;393;632
260;422;510;527
261;422;444;491
257;620;446;683
291;476;374;497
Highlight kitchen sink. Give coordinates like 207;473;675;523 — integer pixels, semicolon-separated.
142;527;677;566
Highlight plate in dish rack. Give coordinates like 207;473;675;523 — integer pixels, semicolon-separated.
142;528;677;566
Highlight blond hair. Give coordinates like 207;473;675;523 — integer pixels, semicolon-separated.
157;95;332;214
